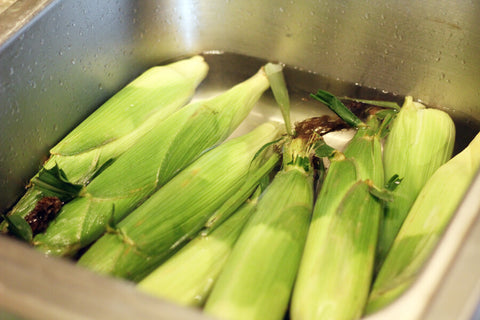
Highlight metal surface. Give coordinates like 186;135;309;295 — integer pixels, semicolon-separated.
0;236;210;320
422;172;480;320
0;0;479;319
0;0;17;15
0;0;52;43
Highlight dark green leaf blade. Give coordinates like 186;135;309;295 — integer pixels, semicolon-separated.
31;164;84;201
310;90;363;128
313;139;336;158
339;97;400;110
5;215;33;243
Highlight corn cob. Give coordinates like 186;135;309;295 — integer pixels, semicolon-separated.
366;131;480;314
137;188;262;307
376;96;455;268
291;90;384;320
1;56;208;233
33;67;271;256
204;135;315;320
77;122;283;282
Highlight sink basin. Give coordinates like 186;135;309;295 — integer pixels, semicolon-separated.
0;1;479;319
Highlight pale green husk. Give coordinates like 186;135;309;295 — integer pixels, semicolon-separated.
291;116;384;320
137;193;259;307
33;67;271;256
47;56;209;183
77;122;283;282
366;132;480;314
265;62;293;136
204;137;314;320
376;96;455;268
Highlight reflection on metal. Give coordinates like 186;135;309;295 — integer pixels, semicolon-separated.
0;0;17;15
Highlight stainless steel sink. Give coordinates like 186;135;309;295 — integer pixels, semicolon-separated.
1;1;479;319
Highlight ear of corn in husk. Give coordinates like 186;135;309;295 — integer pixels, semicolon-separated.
376;96;455;268
137;187;263;307
203;66;315;320
1;56;209;233
77;122;283;282
47;56;209;183
291;90;384;320
32;67;271;256
204;134;316;320
366;131;480;314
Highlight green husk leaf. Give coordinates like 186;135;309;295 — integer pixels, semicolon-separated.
105;204;117;234
5;215;33;243
342;125;384;185
313;139;336;158
31;164;84;201
84;158;116;182
3;166;83;236
376;110;397;138
339;96;400;110
310;90;363;128
385;174;403;192
252;138;283;163
367;180;395;202
1;189;45;233
265;63;294;136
